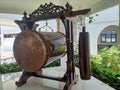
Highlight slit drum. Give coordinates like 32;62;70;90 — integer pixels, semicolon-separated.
79;29;91;80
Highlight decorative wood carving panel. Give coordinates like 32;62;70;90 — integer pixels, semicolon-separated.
23;2;72;21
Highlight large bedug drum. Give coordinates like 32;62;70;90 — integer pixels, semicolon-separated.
13;30;66;72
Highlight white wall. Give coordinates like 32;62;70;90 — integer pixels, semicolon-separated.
0;18;18;26
1;25;21;51
60;5;119;68
85;5;119;55
86;22;118;55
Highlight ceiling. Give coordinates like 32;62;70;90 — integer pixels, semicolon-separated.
0;0;119;15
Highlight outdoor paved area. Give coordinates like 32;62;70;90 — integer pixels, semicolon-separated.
0;50;115;90
0;67;115;90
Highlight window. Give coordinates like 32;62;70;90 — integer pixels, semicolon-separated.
4;34;18;38
101;31;117;43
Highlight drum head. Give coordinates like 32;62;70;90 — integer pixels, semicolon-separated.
13;30;47;72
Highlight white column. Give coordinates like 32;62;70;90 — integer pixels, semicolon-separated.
1;26;4;51
119;4;120;45
0;76;3;90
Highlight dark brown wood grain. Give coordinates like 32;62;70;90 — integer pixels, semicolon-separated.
79;26;91;80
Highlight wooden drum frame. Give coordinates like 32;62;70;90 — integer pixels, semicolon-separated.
13;2;91;90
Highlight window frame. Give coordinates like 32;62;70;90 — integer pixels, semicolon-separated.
101;30;117;43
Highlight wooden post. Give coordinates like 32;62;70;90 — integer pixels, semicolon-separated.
62;18;78;90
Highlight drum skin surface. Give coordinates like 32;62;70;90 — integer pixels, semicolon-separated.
13;30;47;72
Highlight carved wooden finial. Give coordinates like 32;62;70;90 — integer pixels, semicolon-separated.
23;11;27;16
65;2;73;12
23;11;28;20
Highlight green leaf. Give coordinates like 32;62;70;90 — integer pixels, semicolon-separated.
89;20;93;24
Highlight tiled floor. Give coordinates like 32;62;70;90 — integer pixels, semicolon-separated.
0;67;115;90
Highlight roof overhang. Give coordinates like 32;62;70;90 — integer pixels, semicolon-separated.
0;0;119;15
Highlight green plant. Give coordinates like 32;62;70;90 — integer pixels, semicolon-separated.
87;14;99;23
0;59;61;74
100;46;120;71
91;61;120;90
73;47;79;67
74;46;120;89
0;63;22;74
44;59;61;68
91;55;102;64
90;46;120;89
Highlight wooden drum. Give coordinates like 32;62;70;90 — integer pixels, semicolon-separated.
13;30;66;72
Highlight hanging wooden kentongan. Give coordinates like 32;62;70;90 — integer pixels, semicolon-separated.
79;26;91;80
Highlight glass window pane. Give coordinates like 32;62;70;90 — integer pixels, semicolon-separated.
106;34;111;42
112;38;116;42
101;35;105;42
106;31;110;35
102;32;105;34
111;35;116;42
111;31;117;34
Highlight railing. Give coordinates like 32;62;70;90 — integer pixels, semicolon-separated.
97;44;112;51
0;56;16;64
0;51;15;64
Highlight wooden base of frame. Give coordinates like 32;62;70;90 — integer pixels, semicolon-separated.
15;69;78;90
64;75;78;90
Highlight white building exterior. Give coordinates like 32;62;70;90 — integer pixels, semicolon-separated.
0;25;21;51
85;5;119;55
0;5;119;54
